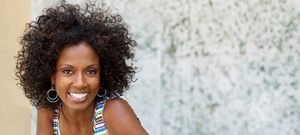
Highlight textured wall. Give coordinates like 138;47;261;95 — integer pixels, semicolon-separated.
31;0;300;135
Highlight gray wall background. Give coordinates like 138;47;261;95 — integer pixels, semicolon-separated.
31;0;300;135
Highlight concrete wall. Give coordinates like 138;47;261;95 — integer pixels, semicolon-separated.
0;0;31;134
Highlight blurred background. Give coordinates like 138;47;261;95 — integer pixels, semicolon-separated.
0;0;31;135
1;0;300;135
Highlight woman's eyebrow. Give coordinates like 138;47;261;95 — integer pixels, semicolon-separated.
58;64;74;68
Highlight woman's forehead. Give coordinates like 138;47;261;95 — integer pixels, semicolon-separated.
56;42;100;66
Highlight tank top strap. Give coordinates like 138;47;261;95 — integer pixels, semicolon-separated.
53;103;61;135
93;92;120;135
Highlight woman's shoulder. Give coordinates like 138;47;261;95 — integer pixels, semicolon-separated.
103;98;131;116
104;98;130;112
103;98;148;134
36;108;55;135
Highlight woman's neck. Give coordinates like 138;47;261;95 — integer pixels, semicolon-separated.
59;102;96;135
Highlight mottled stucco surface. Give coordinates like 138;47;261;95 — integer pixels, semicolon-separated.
31;0;300;135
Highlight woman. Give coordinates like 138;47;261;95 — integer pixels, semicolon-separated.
16;2;148;135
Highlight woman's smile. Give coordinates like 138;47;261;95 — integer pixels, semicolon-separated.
68;92;89;101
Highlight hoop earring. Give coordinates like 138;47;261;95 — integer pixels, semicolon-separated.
97;89;107;98
47;85;59;103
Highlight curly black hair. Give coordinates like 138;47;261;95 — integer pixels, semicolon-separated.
15;2;137;109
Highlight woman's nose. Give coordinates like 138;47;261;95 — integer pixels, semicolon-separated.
73;73;87;88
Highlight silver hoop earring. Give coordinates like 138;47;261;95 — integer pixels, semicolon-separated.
97;89;107;98
47;85;59;103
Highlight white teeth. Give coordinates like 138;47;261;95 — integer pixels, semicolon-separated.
69;93;88;100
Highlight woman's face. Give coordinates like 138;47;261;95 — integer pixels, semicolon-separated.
51;42;100;111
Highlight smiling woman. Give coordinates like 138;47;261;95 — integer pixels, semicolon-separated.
15;1;148;135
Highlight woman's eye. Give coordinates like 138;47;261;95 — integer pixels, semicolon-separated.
87;70;96;75
63;69;73;74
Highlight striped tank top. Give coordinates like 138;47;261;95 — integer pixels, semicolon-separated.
53;94;119;135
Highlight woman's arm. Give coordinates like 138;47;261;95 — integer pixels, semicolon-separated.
103;98;149;135
36;108;55;135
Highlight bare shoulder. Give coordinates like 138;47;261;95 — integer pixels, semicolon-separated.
36;108;55;135
103;98;148;135
104;98;132;113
